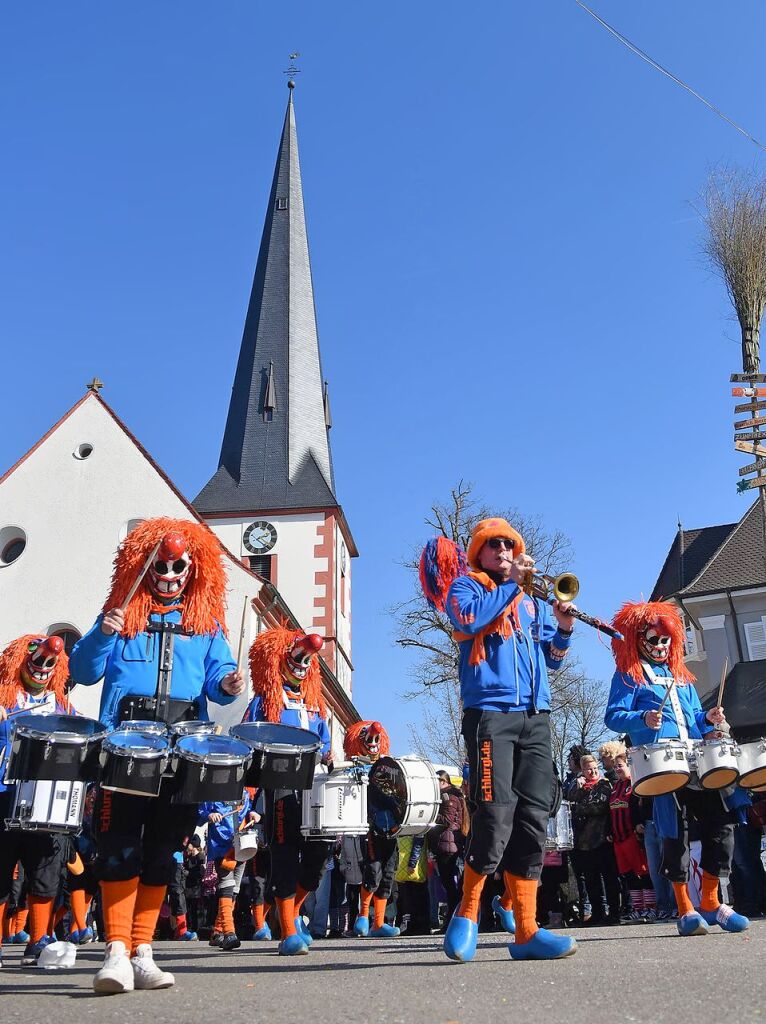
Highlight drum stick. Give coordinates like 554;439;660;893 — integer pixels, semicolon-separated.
119;541;161;612
656;683;673;717
716;657;729;709
236;596;250;676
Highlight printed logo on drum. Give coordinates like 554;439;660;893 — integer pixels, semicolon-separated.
479;739;493;802
337;788;344;821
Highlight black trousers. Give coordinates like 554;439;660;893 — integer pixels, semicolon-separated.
580;843;620;920
265;790;332;899
435;851;462;922
462;708;552;878
661;787;735;884
0;792;66;901
93;784;198;886
249;847;272;906
361;832;399;900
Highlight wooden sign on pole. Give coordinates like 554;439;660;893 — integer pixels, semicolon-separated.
732;387;766;397
739;460;766;476
738;475;766;491
735;430;766;442
731;373;766;383
735;439;766;457
734;415;766;430
734;400;766;413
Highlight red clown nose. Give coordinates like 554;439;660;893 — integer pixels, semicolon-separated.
369;720;382;736
295;634;324;656
44;636;64;657
159;533;186;561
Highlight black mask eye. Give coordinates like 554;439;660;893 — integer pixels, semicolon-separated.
155;561;169;575
172;559;187;573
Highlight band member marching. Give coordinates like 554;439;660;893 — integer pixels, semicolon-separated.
0;635;71;968
69;518;245;994
605;600;749;937
242;626;331;956
421;520;578;962
343;721;400;938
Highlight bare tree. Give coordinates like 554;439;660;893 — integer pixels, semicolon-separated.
699;166;766;373
394;480;608;767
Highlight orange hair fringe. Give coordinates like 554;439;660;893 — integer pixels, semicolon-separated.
343;720;390;758
611;601;695;686
248;626;326;724
0;635;70;709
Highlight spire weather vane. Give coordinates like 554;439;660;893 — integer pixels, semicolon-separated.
284;52;301;87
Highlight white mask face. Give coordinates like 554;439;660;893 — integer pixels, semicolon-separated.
640;627;671;664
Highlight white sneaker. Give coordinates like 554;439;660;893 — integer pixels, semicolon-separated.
131;944;175;990
93;941;135;995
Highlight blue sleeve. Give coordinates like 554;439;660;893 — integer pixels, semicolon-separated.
68;616;118;686
202;627;238;707
198;802;213;826
538;599;573;670
604;671;644;734
315;715;331;756
242;696;264;723
445;576;521;635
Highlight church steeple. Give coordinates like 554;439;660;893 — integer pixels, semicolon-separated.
195;87;337;514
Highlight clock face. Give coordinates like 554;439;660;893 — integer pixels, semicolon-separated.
243;520;278;554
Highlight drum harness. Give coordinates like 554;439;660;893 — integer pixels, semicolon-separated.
117;620;198;725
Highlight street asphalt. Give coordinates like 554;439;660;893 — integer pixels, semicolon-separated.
2;921;764;1024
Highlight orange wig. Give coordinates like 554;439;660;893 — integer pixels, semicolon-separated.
248;626;326;724
343;720;390;758
0;635;70;710
102;517;229;639
612;601;695;686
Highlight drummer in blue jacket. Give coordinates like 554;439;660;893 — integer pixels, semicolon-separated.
199;791;254;951
68;519;245;996
605;600;749;937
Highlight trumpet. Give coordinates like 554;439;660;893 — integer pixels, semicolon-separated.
522;569;623;641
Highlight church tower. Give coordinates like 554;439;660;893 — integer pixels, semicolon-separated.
194;84;356;693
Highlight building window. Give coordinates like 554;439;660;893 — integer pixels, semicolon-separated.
276;196;288;211
47;623;82;655
744;619;766;661
119;519;146;542
683;618;698;656
248;555;272;581
73;442;94;460
0;526;26;566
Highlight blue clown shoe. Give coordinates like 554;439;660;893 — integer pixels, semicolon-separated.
295;917;313;946
77;926;94;945
443;915;478;962
699;905;750;933
677;912;710;937
10;930;30;944
21;935;53;966
369;924;400;938
253;924;272;941
492;895;516;935
66;929;82;945
179;930;198;941
353;915;370;937
509;928;577;961
278;933;309;956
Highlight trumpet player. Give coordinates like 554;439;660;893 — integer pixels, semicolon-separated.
442;517;578;963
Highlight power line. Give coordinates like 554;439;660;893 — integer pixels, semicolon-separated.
574;0;766;155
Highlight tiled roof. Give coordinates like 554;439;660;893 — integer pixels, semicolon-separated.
651;524;737;600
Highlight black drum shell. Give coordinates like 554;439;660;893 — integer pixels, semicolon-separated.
6;716;106;783
170;755;246;803
231;722;321;791
99;746;166;798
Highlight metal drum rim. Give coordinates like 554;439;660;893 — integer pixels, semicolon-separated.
231;722;322;755
13;715;108;742
103;732;169;757
175;734;252;766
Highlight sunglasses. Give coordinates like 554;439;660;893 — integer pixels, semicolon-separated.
486;538;514;551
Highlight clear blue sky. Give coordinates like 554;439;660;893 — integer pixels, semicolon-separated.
2;3;764;750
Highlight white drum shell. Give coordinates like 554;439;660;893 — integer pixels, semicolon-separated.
693;738;740;789
301;765;369;839
233;830;259;861
737;738;766;788
628;741;691;797
546;801;573;851
6;779;85;833
394;756;441;836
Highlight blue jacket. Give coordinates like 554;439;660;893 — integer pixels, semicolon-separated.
69;610;237;730
242;695;331;757
198;793;253;860
445;576;572;711
0;693;70;794
604;665;714;747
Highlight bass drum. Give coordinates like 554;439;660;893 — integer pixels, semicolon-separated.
301;762;369;840
367;755;440;837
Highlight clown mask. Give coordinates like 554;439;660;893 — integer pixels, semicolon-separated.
148;533;193;601
640;624;671;664
283;634;324;696
360;722;383;760
21;636;64;694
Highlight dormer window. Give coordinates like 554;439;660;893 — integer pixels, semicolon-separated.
276;196;288;211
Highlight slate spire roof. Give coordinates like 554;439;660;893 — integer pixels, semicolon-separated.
194;87;337;514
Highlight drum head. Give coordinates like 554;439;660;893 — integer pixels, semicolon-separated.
231;721;321;755
118;720;168;737
14;714;106;742
171;721;216;741
175;734;251;765
368;756;407;835
103;730;169;757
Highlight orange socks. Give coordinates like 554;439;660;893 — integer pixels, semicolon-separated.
275;896;297;938
295;884;310;915
252;903;266;930
457;865;487;923
500;872;515;913
672;882;695;918
27;895;54;944
358;887;374;921
14;908;28;936
700;871;721;913
506;875;538;945
131;882;166;952
219;896;235;934
101;878;139;948
372;896;387;930
213;903;224;935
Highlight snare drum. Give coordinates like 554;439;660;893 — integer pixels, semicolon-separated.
6;714;106;784
736;738;766;790
233;828;259;862
170;720;217;744
301;763;369;839
118;720;168;737
171;734;251;804
367;755;440;837
100;730;169;797
627;741;691;797
693;737;740;790
5;779;85;833
546;801;574;851
231;722;321;791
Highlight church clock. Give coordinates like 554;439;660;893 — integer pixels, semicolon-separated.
243;520;278;554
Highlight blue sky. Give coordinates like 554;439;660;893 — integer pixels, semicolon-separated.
3;3;765;750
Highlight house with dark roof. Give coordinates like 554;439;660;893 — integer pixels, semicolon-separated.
651;499;766;734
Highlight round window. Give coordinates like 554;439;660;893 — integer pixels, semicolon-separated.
0;526;27;566
74;443;94;460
